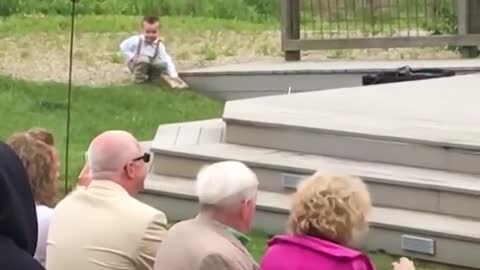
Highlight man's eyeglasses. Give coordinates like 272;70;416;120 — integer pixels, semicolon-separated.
124;153;151;171
132;153;151;163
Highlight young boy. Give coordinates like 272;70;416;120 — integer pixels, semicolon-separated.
120;16;187;87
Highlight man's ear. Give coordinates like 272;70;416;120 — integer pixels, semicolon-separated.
244;198;254;207
125;163;135;179
240;199;251;215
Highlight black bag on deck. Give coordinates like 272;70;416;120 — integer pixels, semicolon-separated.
362;66;456;86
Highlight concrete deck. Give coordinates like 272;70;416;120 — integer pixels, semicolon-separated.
181;59;480;101
142;175;480;241
151;119;225;149
141;73;480;267
151;142;480;195
139;174;480;268
151;142;480;219
183;59;480;75
224;74;480;149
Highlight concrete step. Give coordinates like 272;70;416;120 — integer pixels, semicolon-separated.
150;142;480;220
138;174;480;268
222;74;480;174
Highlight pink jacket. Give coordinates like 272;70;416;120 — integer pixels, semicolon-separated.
260;235;375;270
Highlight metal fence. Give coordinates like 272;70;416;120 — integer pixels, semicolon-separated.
281;0;480;60
300;0;457;39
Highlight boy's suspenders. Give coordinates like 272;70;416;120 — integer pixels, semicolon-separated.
135;37;161;59
135;37;143;57
152;39;161;59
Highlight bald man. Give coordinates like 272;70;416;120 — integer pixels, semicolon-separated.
46;130;168;270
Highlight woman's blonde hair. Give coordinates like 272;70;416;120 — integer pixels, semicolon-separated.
287;172;372;244
7;132;57;207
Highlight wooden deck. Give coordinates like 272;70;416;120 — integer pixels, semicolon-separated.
224;73;480;148
183;59;480;75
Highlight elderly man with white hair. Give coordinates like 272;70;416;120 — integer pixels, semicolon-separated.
47;130;168;270
154;161;259;270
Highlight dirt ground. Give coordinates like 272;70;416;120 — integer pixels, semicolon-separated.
0;31;460;86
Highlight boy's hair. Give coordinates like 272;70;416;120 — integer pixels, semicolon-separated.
143;15;159;25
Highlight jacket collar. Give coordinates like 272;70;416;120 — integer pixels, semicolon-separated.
86;180;129;196
196;213;250;247
225;226;250;246
196;213;258;268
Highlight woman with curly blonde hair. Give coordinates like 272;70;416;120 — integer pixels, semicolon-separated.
260;172;415;270
7;130;59;266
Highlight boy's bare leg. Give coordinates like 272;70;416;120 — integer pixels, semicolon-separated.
132;56;151;83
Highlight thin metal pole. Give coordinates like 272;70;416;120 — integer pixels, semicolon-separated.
406;0;410;36
415;0;420;36
327;0;332;37
345;0;350;38
318;0;324;39
389;0;394;36
64;0;78;194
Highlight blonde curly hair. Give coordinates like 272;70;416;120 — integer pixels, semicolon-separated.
287;172;371;245
7;132;58;207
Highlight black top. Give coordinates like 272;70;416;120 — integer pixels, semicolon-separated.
0;142;44;270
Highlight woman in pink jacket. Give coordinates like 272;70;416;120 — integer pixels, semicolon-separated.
260;172;415;270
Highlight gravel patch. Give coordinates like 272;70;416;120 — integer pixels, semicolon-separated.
0;31;460;86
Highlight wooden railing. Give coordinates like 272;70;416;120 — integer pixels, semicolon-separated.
281;0;480;60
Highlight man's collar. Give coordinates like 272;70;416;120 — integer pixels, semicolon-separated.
224;226;250;246
196;213;251;246
87;180;129;195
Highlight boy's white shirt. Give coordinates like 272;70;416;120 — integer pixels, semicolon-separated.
120;34;178;78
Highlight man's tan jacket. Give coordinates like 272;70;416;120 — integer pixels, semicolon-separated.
46;180;168;270
154;213;258;270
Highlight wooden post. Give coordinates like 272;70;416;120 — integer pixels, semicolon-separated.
281;0;301;61
459;0;480;58
457;0;468;35
467;0;480;30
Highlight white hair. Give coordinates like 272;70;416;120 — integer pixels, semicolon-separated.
196;161;258;208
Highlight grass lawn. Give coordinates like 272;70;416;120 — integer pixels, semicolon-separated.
0;15;282;86
0;76;461;270
0;15;276;35
0;75;223;190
